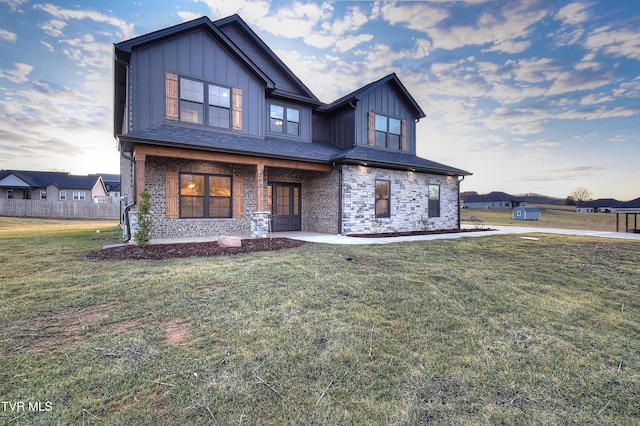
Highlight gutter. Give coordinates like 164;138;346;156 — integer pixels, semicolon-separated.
457;175;465;230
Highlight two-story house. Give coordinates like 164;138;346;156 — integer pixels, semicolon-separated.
113;15;471;240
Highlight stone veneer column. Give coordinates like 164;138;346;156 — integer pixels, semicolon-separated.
251;211;271;238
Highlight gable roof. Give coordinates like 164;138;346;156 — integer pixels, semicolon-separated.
319;73;426;119
113;16;276;137
464;191;525;203
0;170;104;190
214;15;320;105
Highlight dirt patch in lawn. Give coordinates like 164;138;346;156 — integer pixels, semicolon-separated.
89;238;307;261
20;303;114;355
163;319;194;346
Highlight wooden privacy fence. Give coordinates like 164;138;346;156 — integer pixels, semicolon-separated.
0;198;119;219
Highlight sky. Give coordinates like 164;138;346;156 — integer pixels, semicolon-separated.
0;0;639;200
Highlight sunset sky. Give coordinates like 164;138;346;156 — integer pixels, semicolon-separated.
1;0;639;199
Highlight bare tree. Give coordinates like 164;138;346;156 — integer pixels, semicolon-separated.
568;187;592;206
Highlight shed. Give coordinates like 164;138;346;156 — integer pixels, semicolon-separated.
513;206;541;220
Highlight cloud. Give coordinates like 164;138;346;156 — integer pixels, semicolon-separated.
380;1;548;53
558;105;638;120
38;19;67;38
0;28;17;41
484;106;551;135
33;3;135;39
583;26;640;60
0;62;33;84
0;0;28;12
546;69;617;96
554;2;593;25
178;11;204;22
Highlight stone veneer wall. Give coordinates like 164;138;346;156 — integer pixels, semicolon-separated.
144;156;255;239
341;165;459;234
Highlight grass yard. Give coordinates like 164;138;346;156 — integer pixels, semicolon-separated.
462;205;619;232
1;219;639;424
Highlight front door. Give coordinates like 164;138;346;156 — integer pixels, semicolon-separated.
270;183;301;232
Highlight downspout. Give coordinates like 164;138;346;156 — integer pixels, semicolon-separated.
334;162;342;235
457;175;465;230
120;141;136;243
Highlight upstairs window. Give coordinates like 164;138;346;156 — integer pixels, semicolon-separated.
180;78;204;125
368;112;407;151
208;85;231;129
269;104;300;136
375;114;402;149
179;77;231;129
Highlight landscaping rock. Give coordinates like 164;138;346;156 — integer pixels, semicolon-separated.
218;235;242;248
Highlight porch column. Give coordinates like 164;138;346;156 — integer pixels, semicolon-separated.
135;154;146;204
256;163;265;212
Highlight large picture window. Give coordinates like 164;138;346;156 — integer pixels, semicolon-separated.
269;104;300;136
375;179;390;218
180;173;232;218
180;77;231;129
428;184;440;218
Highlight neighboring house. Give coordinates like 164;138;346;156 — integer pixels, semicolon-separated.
0;170;108;202
612;197;640;232
93;173;121;199
576;198;619;213
512;206;541;220
113;15;471;240
462;191;525;209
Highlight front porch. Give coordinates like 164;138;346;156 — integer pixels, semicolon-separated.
132;144;339;239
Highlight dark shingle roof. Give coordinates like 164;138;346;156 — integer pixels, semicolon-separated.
318;73;426;119
613;197;640;209
0;170;102;190
333;146;470;176
579;198;620;208
464;191;524;203
119;124;470;176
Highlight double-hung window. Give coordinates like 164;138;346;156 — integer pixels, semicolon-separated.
208;84;231;128
180;173;232;218
73;191;86;201
180;78;204;124
375;179;391;218
375;114;401;149
428;184;440;217
180;77;231;129
269;104;300;136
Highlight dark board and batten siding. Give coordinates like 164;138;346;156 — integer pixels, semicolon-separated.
356;84;417;154
130;29;265;136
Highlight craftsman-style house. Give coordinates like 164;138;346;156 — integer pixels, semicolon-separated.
114;15;471;240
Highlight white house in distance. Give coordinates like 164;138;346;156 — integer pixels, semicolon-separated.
576;198;619;213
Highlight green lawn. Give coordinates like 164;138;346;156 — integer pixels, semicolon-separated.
1;220;639;424
462;206;619;232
